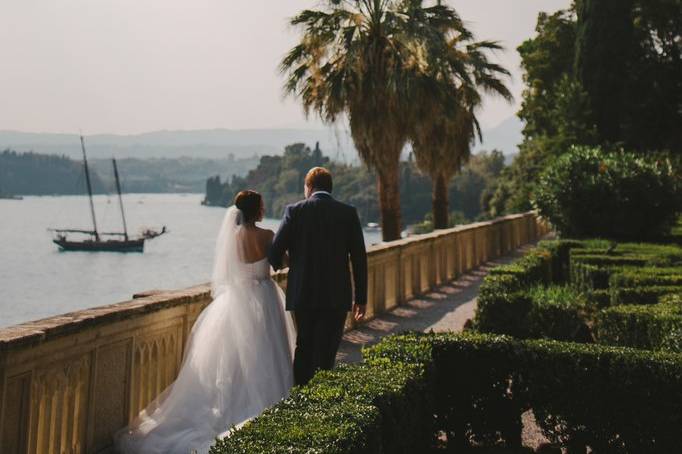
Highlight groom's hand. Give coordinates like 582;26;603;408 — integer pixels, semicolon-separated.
353;303;366;322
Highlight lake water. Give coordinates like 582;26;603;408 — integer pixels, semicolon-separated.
0;194;382;328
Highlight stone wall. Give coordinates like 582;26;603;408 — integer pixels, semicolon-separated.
0;212;550;453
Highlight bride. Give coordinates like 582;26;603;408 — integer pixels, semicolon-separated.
115;190;296;454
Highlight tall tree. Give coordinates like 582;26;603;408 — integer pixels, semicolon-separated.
574;0;635;144
281;0;464;241
488;7;596;215
410;35;512;229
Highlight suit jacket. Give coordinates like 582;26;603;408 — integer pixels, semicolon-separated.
268;192;368;312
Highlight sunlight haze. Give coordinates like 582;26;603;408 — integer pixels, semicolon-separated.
0;0;571;135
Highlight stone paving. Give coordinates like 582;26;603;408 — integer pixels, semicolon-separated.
337;243;537;364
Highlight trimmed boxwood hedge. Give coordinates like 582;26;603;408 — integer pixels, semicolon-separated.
474;248;554;338
596;294;682;352
526;285;591;342
537;239;585;283
212;237;682;453
475;238;682;349
209;361;429;454
609;267;682;288
609;285;682;306
365;332;682;453
474;240;591;340
211;336;682;452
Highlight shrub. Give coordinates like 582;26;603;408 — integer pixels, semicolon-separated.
487;249;552;286
609;266;682;288
301;362;433;453
215;332;682;453
610;285;682;306
475;250;553;337
527;286;591;342
533;146;681;240
519;339;682;452
569;244;682;290
210;397;381;454
595;294;682;352
365;332;523;450
366;332;682;453
585;289;611;309
537;239;585;283
570;261;614;291
474;290;533;338
210;361;428;454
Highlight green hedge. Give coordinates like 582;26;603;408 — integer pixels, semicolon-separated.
365;332;682;453
210;361;430;454
532;146;681;241
486;249;552;286
212;333;682;453
364;332;524;450
596;294;682;352
475;241;592;341
476;238;682;348
527;286;591;342
537;239;585;283
609;266;682;288
569;243;682;291
609;285;682;306
474;248;553;337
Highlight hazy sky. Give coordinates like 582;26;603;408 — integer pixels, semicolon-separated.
0;0;570;135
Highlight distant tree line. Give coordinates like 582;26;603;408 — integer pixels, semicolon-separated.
91;156;259;193
0;149;106;195
0;149;259;195
203;142;506;226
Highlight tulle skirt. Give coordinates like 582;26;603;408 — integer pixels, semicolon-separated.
114;278;296;454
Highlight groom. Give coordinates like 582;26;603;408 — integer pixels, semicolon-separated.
269;167;368;386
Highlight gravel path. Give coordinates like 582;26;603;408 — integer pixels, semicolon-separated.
336;240;551;451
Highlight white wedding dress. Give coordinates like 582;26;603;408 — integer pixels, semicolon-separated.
115;207;296;454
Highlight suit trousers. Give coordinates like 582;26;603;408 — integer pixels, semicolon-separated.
293;309;347;386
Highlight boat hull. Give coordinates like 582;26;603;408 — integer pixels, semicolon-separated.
53;238;145;253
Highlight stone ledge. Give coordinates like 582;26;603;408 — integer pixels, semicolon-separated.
0;283;211;352
0;211;539;353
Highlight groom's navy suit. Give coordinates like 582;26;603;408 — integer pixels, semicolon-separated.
269;191;367;385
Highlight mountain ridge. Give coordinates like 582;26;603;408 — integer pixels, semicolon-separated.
0;116;523;161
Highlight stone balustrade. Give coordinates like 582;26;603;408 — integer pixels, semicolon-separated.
0;212;549;453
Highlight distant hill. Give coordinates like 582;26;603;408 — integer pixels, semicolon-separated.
0;129;357;162
0;119;523;163
473;116;523;157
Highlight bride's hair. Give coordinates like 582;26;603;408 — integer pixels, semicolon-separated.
234;190;262;224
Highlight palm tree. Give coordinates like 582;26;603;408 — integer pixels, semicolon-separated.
410;33;513;229
281;0;466;241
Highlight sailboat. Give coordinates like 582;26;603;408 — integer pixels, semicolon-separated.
50;136;167;252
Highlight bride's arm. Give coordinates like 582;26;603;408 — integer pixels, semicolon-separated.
266;228;289;268
268;206;293;270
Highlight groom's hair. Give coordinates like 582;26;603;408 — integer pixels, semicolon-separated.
305;167;333;193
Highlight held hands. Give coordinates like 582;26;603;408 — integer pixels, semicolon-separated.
352;303;366;322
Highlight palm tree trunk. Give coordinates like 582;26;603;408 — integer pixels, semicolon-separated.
432;173;449;229
377;164;402;241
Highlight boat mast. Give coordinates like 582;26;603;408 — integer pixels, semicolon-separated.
81;135;100;241
112;158;129;240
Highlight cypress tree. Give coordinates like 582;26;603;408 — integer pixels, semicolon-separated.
574;0;635;144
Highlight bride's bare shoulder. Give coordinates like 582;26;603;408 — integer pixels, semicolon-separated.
255;227;275;243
